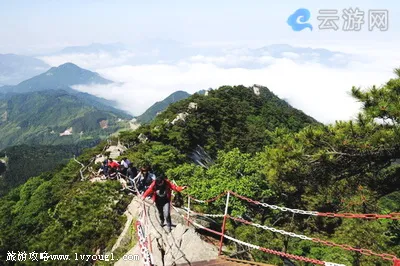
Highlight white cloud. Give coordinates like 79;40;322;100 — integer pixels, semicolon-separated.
49;44;399;124
70;59;393;124
281;52;300;59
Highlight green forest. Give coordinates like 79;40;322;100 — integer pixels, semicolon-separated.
0;73;399;265
117;80;400;265
0;142;131;265
0;90;129;150
0;142;99;197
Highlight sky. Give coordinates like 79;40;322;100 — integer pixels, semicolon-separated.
0;0;399;123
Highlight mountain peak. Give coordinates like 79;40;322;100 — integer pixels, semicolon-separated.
47;62;92;74
58;62;81;69
0;63;113;94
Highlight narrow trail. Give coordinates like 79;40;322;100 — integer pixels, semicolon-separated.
115;198;218;266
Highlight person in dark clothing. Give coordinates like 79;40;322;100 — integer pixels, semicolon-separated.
134;166;156;194
126;163;138;187
108;167;117;180
142;176;187;232
101;159;109;177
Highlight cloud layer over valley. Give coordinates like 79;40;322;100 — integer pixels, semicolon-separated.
41;42;397;124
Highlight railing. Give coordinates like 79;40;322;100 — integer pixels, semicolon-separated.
121;172;154;266
178;190;400;266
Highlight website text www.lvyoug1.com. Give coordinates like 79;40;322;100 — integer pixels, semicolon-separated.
6;251;141;262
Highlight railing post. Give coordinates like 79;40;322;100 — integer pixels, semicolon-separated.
394;259;400;266
218;191;230;256
187;196;191;226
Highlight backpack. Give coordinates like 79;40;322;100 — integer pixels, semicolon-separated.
173;192;184;207
155;182;167;198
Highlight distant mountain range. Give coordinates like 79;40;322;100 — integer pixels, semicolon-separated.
39;42;351;68
57;42;127;55
0;62;112;94
0;54;50;85
0;63;132;150
0;90;130;150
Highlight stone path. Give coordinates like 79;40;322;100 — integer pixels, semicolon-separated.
115;198;218;266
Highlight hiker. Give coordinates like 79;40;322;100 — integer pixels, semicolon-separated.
120;157;131;176
126;163;138;188
108;159;120;171
99;159;109;177
108;167;118;180
119;173;128;191
121;157;131;168
142;175;187;232
134;166;156;194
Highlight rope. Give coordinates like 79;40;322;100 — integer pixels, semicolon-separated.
227;215;398;262
187;191;228;203
184;208;225;218
228;191;400;220
228;215;312;240
128;172;154;266
73;155;96;181
182;190;399;263
173;206;342;266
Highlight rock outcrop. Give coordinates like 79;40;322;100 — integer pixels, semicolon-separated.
106;141;127;159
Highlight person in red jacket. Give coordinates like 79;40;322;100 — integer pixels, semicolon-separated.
142;175;187;232
108;159;120;170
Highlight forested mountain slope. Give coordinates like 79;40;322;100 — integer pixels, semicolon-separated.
120;84;318;158
0;90;129;150
1;75;399;265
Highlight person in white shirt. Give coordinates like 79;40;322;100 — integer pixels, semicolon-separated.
120;157;131;176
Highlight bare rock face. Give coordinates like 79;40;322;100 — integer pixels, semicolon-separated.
171;113;189;125
99;119;109;129
188;102;198;110
138;133;149;143
105;141;127;159
115;199;218;266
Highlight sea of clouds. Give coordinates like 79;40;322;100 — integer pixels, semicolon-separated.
39;42;398;124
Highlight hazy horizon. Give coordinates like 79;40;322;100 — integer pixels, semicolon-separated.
1;0;399;123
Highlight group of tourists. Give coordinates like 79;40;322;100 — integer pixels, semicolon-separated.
98;158;154;193
97;157;187;232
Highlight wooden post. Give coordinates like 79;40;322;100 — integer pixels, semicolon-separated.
187;196;191;226
218;191;230;256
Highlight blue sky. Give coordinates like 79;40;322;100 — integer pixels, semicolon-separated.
0;0;398;53
0;0;399;123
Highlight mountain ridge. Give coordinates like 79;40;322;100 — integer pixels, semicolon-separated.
0;89;131;150
0;62;112;94
136;90;191;123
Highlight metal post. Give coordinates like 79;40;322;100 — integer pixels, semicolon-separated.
187;196;191;226
218;191;230;256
